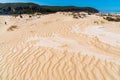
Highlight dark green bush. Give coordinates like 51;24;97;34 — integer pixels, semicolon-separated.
0;3;99;15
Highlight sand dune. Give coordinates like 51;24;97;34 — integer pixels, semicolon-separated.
0;13;120;80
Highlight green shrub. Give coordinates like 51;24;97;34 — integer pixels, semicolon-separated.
105;17;114;21
105;16;120;22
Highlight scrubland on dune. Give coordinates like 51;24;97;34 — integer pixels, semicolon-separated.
0;12;120;80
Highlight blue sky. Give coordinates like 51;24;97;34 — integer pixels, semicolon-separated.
0;0;120;11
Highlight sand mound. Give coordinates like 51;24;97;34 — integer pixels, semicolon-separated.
0;13;120;80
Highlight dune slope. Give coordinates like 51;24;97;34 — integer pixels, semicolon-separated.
0;13;120;80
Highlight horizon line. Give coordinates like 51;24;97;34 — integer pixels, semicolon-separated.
0;2;120;11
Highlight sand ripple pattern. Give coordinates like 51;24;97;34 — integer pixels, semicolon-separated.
0;38;120;80
0;13;120;80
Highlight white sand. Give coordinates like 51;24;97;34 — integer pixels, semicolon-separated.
72;25;120;47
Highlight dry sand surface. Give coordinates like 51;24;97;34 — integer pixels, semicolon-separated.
0;13;120;80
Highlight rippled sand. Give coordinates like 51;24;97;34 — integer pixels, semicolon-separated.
0;13;120;80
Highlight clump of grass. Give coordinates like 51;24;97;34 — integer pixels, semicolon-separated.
94;21;99;24
73;15;79;19
7;25;18;31
105;17;114;21
88;12;91;15
29;15;32;18
104;16;120;22
20;15;23;18
94;20;105;24
5;21;7;25
100;20;105;24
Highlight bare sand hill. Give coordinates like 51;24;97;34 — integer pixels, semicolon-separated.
0;13;120;80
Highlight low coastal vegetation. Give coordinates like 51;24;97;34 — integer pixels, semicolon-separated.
98;13;120;22
0;3;99;15
94;20;105;24
104;16;120;22
7;25;18;31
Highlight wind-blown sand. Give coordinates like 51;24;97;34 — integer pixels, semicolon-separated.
0;13;120;80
